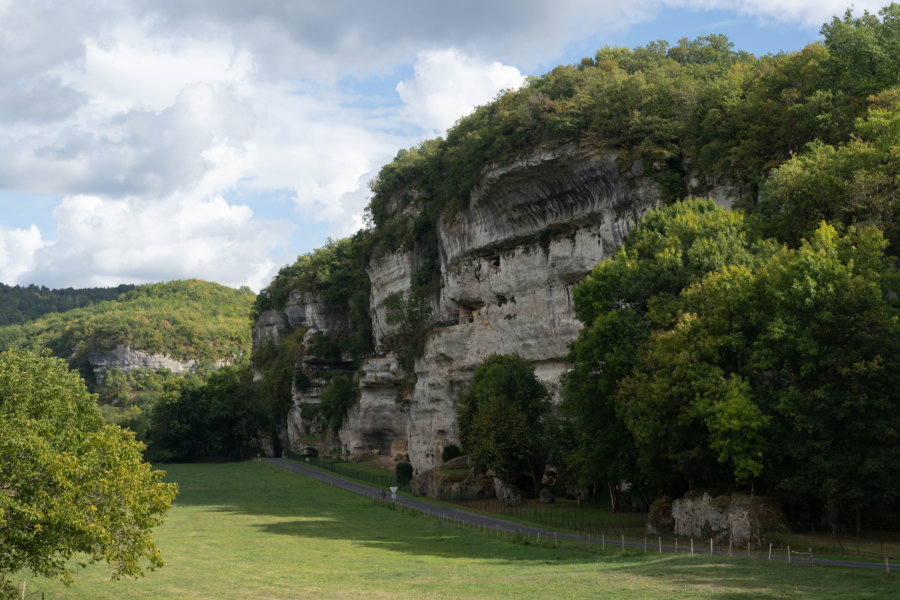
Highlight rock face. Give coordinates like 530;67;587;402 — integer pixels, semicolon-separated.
410;456;495;502
397;146;659;473
88;344;203;382
255;144;662;475
338;356;407;457
647;491;788;546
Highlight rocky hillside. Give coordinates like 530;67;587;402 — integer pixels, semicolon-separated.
0;279;255;387
255;145;735;471
252;10;900;474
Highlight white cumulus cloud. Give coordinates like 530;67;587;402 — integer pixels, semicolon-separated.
667;0;888;27
20;194;291;291
0;224;44;284
397;49;526;136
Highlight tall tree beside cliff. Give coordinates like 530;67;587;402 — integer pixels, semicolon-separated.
458;354;550;491
563;199;766;494
756;88;900;251
565;200;900;516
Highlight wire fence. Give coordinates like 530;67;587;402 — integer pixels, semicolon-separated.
285;453;403;489
278;455;899;563
459;497;646;539
452;496;900;563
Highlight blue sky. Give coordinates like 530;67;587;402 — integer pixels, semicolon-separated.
0;0;886;290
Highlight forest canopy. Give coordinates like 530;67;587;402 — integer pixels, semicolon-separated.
563;199;900;515
0;279;255;368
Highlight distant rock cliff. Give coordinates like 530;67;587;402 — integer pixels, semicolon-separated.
88;344;213;382
254;144;732;471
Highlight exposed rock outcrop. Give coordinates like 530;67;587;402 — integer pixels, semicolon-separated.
396;146;659;472
255;143;662;474
647;491;788;546
88;344;213;383
410;456;495;502
338;356;407;457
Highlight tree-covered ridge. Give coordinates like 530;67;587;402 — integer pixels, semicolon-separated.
243;6;900;523
0;279;255;363
0;283;135;327
255;6;900;375
366;5;900;245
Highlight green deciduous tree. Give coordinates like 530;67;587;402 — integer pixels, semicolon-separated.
0;350;177;593
566;195;900;521
457;354;550;490
319;376;358;432
563;199;766;493
757;89;900;249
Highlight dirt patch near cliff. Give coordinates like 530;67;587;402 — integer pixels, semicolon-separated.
369;454;396;473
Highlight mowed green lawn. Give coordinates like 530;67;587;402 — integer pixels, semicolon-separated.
23;462;900;599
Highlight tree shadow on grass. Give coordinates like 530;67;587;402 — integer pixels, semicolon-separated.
164;463;900;598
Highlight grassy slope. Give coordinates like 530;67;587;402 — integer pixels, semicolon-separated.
24;462;900;600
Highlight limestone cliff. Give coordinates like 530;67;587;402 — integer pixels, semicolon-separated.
255;144;674;471
88;344;223;383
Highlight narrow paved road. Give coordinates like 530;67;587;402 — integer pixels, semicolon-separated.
266;458;892;572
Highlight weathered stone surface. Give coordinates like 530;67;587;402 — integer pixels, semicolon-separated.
653;491;788;546
646;496;675;535
410;457;495;502
337;356;407;458
539;488;554;504
493;478;523;506
367;250;417;347
284;290;345;332
397;147;659;473
88;344;204;382
390;440;409;462
252;309;284;350
438;145;654;265
260;144;662;473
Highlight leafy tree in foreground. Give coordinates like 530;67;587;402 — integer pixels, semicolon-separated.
457;354;550;491
0;350;177;594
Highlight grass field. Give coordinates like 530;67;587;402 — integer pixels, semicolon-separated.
18;462;900;599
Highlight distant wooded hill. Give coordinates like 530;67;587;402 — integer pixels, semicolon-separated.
0;279;256;366
0;282;135;326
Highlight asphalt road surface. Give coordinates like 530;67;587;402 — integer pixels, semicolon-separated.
266;458;893;572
